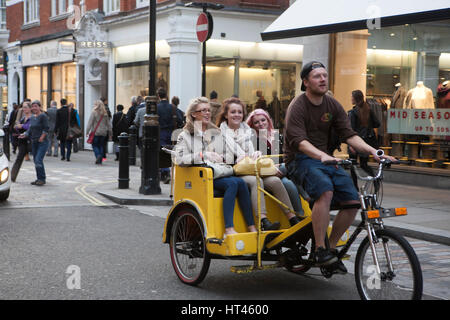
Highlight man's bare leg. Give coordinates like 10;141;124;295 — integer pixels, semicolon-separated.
328;201;359;249
311;191;333;249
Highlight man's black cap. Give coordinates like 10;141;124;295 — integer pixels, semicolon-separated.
300;61;326;91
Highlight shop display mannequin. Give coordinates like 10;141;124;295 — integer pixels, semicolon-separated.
391;83;406;109
404;81;434;109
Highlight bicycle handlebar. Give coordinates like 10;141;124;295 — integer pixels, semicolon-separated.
323;150;399;182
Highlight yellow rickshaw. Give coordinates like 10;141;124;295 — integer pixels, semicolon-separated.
162;153;423;300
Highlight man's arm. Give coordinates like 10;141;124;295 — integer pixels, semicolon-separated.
298;140;337;162
346;135;396;162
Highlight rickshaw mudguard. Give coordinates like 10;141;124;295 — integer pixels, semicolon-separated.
162;199;208;244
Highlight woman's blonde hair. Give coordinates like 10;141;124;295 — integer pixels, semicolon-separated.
93;100;108;116
184;96;211;133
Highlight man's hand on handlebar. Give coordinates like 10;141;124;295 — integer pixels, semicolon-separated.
320;153;341;167
371;149;398;164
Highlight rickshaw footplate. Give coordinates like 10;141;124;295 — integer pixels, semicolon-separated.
230;263;280;274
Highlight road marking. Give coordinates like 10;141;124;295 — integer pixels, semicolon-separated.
75;180;114;206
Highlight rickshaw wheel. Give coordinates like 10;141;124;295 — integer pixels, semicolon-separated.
169;208;211;286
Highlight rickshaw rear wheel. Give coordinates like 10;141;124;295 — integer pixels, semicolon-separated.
169;208;211;286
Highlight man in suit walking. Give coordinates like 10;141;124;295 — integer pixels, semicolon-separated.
55;98;77;161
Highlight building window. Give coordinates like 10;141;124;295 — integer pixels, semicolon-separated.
0;0;6;30
136;0;149;8
24;0;39;24
51;0;74;16
103;0;120;15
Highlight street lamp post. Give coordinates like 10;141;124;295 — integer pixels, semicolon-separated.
139;0;161;195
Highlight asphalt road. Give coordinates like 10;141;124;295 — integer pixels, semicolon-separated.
0;205;439;301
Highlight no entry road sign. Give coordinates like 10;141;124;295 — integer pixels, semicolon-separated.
196;12;213;43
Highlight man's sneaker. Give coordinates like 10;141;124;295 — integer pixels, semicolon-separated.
325;249;348;274
31;180;45;186
313;247;338;266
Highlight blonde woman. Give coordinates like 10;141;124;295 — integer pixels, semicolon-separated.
86;100;112;164
175;97;256;236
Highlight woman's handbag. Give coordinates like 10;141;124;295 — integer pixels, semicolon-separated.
233;156;257;175
205;161;234;179
87;115;104;144
67;125;82;139
233;156;278;177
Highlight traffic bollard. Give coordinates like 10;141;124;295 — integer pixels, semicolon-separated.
128;124;137;166
118;132;130;189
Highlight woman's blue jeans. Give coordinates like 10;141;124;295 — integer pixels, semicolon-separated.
92;135;106;160
214;176;254;229
31;139;49;182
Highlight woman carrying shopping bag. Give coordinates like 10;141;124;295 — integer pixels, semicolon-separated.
86;100;112;165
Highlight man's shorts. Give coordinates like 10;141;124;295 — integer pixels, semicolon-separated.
292;154;359;204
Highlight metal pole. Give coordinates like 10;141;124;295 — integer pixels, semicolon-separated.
118;132;129;189
202;6;207;97
149;0;156;96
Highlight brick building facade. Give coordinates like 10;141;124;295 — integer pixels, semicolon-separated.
5;0;298;150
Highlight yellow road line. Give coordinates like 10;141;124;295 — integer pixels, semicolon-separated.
75;180;115;206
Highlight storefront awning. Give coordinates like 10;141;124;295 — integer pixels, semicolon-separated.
261;0;450;41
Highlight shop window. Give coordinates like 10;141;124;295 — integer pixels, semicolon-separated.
62;62;76;105
205;59;297;130
52;64;62;105
332;20;450;168
115;60;169;112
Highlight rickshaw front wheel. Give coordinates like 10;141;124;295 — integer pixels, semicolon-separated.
169;208;211;286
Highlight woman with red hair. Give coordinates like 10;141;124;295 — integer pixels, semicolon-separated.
247;108;303;218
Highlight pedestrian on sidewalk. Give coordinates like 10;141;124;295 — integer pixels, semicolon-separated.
7;102;19;154
348;90;381;189
101;97;112;160
86;100;112;165
70;103;81;153
10;101;32;182
55;99;78;162
157;87;175;184
112;104;129;161
19;100;49;186
46;100;59;157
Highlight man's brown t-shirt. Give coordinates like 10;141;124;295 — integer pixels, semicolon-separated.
284;93;356;163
